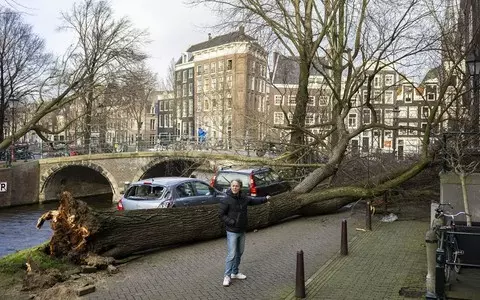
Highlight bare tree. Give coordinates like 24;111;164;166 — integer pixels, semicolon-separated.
0;8;51;142
159;58;176;91
443;133;480;226
59;0;148;151
113;66;157;151
186;0;469;193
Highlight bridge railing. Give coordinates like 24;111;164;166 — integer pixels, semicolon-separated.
25;136;289;158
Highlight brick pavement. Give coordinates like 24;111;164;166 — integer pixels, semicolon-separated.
86;206;366;300
284;220;429;300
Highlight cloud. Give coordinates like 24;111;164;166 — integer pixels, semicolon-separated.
20;0;217;85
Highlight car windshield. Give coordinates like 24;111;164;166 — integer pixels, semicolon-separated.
253;171;278;185
216;173;249;188
126;185;166;200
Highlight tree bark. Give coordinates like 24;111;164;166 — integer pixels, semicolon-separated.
37;190;357;260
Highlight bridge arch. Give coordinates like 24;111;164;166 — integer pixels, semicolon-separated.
39;161;119;203
131;157;202;182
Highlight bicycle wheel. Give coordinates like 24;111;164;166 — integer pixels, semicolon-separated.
445;242;453;283
452;237;462;274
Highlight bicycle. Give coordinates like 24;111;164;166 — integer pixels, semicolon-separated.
433;204;468;283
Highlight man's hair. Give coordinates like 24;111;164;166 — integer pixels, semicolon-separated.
231;179;243;188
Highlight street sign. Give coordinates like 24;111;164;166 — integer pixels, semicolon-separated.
0;182;6;192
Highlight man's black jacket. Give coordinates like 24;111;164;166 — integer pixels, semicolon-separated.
218;189;267;233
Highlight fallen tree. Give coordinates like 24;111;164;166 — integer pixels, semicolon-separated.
36;152;437;261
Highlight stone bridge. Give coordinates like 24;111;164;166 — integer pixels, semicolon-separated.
37;151;249;203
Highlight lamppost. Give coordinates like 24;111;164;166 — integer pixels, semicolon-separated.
466;50;480;133
392;105;400;158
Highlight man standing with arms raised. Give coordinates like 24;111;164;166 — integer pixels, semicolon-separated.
218;179;270;287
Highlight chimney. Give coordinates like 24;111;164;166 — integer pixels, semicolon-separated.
239;25;244;34
208;33;212;40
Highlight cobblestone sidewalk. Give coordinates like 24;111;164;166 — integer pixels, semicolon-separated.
285;220;429;300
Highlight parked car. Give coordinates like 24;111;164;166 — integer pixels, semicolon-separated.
117;177;225;210
210;166;291;198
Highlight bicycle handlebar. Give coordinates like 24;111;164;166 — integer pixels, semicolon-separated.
443;211;470;219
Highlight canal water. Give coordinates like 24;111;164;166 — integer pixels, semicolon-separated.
0;195;115;258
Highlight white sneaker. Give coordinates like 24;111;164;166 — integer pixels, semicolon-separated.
223;276;231;287
231;273;247;280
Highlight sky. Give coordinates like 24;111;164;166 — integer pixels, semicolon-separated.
8;0;217;81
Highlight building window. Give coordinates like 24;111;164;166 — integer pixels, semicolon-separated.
188;69;193;78
218;60;224;72
188;99;193;116
182;84;187;97
363;109;371;124
197;65;203;75
408;108;418;119
227;75;232;88
373;91;381;104
374;75;381;88
250;77;255;91
408;122;418;135
385;74;394;86
183;70;187;83
204;99;210;111
384;91;394;104
188;83;193;96
176;86;181;98
348;113;357;128
319;96;328;106
218;77;224;90
159;115;164;127
422;106;429;117
196;79;203;93
226;97;232;109
227;59;233;70
288;96;296;106
427;93;435;101
196;96;202;112
274;95;283;105
204;63;209;74
211;78;217;90
176;72;181;82
149;119;155;130
211;62;216;73
204;78;209;92
274;112;284;124
182;100;187;117
307;96;315;106
306;113;315;125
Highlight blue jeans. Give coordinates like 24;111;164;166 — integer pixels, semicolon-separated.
224;231;245;277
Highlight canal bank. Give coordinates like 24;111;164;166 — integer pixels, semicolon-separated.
0;161;40;208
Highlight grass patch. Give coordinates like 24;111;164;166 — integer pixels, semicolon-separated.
0;242;75;290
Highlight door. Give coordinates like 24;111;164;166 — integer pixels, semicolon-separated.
174;182;196;206
362;137;369;153
191;181;217;205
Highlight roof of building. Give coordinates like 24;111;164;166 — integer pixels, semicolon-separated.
422;66;441;83
186;27;256;53
271;53;326;84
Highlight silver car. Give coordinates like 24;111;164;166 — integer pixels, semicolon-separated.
117;177;225;210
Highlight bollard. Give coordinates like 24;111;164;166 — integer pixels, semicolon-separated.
341;219;348;255
366;201;372;231
295;250;306;298
435;248;446;299
425;229;438;298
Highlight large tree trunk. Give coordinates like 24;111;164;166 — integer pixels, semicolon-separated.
37;191;351;261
